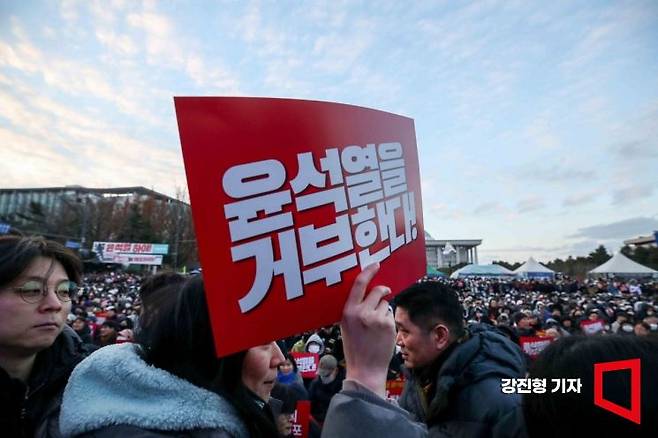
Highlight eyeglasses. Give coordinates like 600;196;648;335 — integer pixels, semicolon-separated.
12;280;78;304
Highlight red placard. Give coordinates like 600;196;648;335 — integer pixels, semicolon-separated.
292;352;319;379
580;319;605;335
175;97;426;356
520;336;555;359
291;400;310;438
94;311;108;325
385;377;405;402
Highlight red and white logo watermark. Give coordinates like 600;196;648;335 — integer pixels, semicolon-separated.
594;358;641;424
501;358;642;425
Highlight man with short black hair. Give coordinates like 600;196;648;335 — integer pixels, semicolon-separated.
323;265;528;437
0;235;89;437
394;281;527;437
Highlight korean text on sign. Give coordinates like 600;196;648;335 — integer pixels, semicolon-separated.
176;97;426;356
223;142;418;313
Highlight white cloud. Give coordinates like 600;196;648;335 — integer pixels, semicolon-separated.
0;75;183;197
517;197;545;213
126;8;240;92
612;185;654;205
312;24;375;75
571;217;658;240
523;114;561;151
473;201;507;215
59;0;81;23
1;22;167;127
562;191;598;207
95;29;138;56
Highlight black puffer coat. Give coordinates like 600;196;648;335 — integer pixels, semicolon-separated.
0;326;89;438
399;324;527;437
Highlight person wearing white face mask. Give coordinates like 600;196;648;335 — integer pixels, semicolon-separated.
304;333;324;355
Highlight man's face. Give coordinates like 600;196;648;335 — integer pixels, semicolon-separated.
0;257;72;355
395;307;441;369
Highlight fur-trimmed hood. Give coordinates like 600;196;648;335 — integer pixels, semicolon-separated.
59;343;247;437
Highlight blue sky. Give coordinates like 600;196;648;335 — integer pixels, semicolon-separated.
1;0;657;263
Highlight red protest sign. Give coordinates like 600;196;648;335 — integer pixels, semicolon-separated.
175;97;426;356
291;352;319;379
385;377;405;402
94;311;108;325
291;400;311;438
580;319;605;335
520;336;555;359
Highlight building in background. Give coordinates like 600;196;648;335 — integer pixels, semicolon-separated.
623;233;658;249
0;186;186;224
424;231;482;269
0;186;195;268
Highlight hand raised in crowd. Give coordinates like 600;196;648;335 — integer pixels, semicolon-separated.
340;262;396;397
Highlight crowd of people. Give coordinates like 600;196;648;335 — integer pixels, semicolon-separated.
1;234;657;438
68;273;658;357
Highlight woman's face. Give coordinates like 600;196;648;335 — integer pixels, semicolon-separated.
242;342;285;401
72;319;85;331
279;359;294;375
276;413;293;436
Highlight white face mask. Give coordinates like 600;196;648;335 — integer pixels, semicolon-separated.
320;373;336;384
622;324;634;333
650;323;658;331
307;344;320;354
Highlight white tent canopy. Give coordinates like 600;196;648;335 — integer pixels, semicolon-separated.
514;257;555;278
589;252;657;276
450;264;515;279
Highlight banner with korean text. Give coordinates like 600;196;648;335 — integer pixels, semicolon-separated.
292;352;319;379
175;97;426;356
92;241;169;265
520;336;555;359
580;319;605;335
291;400;310;438
385;377;405;403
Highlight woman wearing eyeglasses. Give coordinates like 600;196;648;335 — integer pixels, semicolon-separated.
0;234;89;438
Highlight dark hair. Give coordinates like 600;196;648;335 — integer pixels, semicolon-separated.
394;281;465;339
524;335;658;437
0;235;82;288
280;351;299;374
136;275;280;437
101;320;120;331
271;383;301;414
138;271;185;305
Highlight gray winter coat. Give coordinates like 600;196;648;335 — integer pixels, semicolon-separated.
323;324;527;438
59;343;248;438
